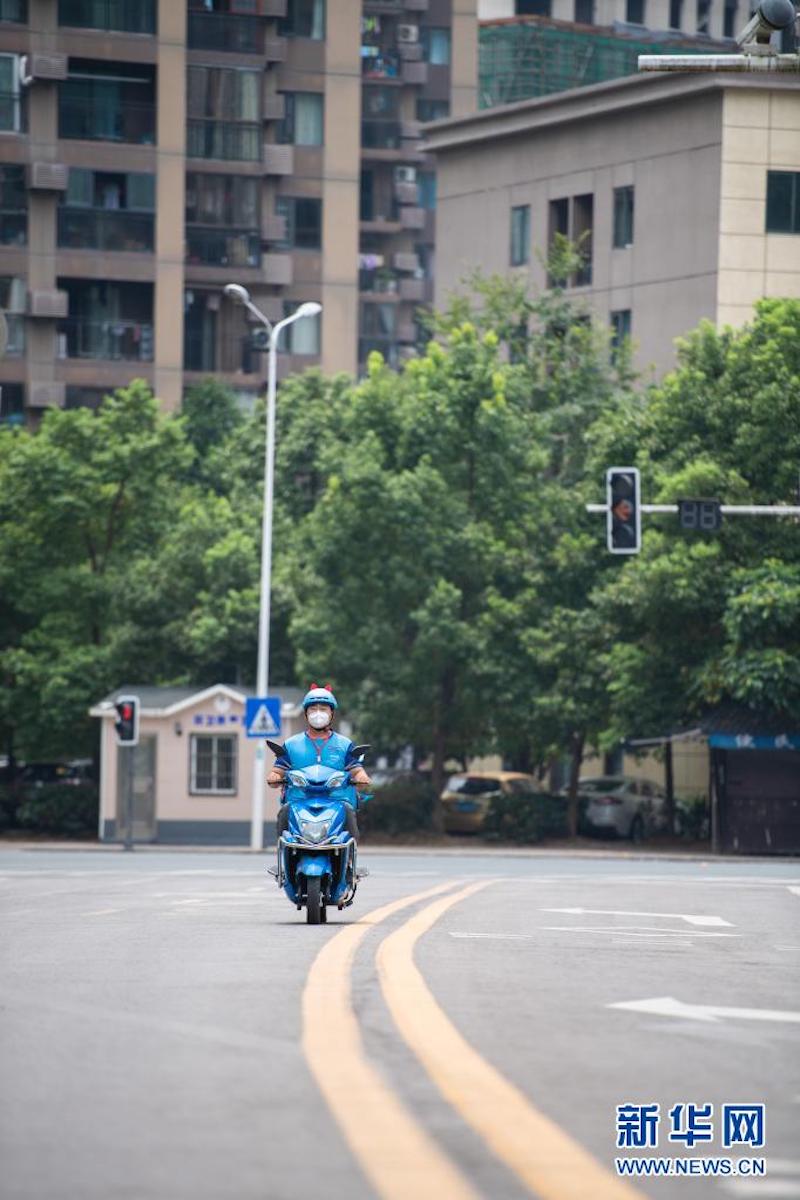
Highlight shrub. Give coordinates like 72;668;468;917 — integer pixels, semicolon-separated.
360;776;437;838
0;785;20;832
482;791;569;844
15;785;99;836
675;793;710;841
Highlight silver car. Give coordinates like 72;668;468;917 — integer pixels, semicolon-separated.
572;776;668;841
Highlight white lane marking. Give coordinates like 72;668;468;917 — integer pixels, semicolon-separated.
82;908;120;916
542;906;733;926
448;931;743;940
788;886;800;897
608;996;800;1024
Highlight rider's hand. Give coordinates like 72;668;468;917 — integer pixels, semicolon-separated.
267;769;286;788
350;766;371;789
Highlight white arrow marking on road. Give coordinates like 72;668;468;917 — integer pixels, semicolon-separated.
788;886;800;897
542;906;733;927
608;995;800;1024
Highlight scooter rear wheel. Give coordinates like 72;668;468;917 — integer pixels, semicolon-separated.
306;876;322;925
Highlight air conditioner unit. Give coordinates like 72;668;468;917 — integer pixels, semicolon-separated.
397;24;419;43
394;166;417;184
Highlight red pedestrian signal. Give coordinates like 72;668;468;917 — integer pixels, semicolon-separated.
607;467;641;554
114;695;140;746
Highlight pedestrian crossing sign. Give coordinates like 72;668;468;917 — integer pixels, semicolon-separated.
244;697;281;738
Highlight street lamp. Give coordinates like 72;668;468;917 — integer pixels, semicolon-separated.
224;283;322;850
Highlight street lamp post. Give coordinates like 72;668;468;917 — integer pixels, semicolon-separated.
224;284;322;850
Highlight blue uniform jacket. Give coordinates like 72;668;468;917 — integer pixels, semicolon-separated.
275;731;361;806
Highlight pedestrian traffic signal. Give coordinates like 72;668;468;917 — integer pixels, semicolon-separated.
607;467;641;554
114;695;139;746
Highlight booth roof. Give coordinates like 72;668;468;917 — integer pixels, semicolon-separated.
90;684;304;717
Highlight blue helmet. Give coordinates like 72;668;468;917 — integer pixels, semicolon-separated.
302;684;338;711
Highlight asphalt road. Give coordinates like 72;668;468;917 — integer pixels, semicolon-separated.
1;847;798;1200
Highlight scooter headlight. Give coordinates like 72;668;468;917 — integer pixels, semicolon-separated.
326;772;347;790
299;819;331;843
288;770;309;787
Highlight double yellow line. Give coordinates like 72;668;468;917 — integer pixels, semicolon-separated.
302;880;645;1200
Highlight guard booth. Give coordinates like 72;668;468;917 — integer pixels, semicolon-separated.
90;685;303;845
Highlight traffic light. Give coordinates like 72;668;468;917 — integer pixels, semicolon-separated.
606;467;641;554
114;695;139;746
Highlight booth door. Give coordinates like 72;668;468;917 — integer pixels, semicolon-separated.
116;736;157;841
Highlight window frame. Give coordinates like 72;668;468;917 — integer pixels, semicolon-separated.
510;203;531;267
766;170;800;234
612;185;634;249
189;732;238;795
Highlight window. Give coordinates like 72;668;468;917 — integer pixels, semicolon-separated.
574;0;594;21
0;0;27;22
275;196;322;249
279;0;324;39
185;173;258;227
360;302;396;337
416;98;450;122
417;171;437;211
669;0;683;27
766;171;800;233
723;0;737;35
0;164;26;245
423;28;451;65
280;300;320;355
610;309;631;356
0;53;22;131
516;0;551;13
186;65;260;161
0;382;24;426
510;204;530;266
58;0;155;33
613;185;634;248
626;0;645;21
696;0;710;31
60;60;156;144
0;276;25;355
548;193;593;286
59;169;155;251
190;733;237;794
277;92;323;146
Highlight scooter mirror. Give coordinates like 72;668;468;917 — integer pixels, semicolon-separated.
266;740;286;757
349;744;370;761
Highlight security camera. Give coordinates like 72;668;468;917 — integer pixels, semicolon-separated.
737;0;797;46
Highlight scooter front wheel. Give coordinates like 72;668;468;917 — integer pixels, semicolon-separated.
306;876;322;925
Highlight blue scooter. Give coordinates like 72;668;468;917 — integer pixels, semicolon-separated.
266;740;370;924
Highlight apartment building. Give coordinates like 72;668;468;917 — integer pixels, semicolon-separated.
0;0;477;424
479;0;767;43
424;72;800;377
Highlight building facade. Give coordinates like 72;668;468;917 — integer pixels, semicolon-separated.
479;0;771;44
0;0;477;424
424;73;800;377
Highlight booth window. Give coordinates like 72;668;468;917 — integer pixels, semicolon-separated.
190;733;237;794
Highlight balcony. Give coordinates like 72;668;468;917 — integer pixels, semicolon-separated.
359;268;399;295
58;208;154;253
362;50;402;81
59;96;156;144
403;0;429;10
187;10;264;53
185;227;260;269
361;120;402;151
183;330;252;374
186;119;261;162
58;0;156;33
58;318;153;361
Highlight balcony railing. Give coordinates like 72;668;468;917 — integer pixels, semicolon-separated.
361;50;401;79
358;268;399;294
0;211;26;246
187;10;264;53
59;96;156;144
57;208;154;253
58;0;156;33
361;119;402;150
58;318;153;361
185;227;261;268
183;331;248;374
186;119;261;163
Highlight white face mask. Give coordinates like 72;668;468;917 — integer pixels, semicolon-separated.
307;707;332;730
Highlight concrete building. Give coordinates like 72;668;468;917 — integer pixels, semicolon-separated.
424;72;800;377
479;0;767;44
0;0;477;424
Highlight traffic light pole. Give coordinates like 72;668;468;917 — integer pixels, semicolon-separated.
124;748;134;853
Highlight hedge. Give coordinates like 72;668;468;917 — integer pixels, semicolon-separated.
359;777;437;838
10;785;99;836
482;790;570;844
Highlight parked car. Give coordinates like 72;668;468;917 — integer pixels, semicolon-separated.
566;776;668;841
440;772;539;833
17;760;95;790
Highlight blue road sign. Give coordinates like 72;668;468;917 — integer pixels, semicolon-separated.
244;697;281;738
